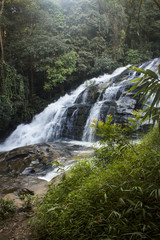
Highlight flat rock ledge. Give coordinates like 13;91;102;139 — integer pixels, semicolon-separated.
0;142;93;206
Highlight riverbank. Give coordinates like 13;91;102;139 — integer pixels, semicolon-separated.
0;141;93;239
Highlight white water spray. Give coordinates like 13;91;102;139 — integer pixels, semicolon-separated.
0;58;159;152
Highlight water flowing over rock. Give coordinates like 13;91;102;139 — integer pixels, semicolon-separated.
0;58;160;152
0;142;91;197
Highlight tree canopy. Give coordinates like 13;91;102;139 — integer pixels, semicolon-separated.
0;0;160;137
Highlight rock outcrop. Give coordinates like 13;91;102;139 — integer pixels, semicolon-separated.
0;142;92;199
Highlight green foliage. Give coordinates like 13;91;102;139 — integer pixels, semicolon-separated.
127;63;160;130
89;56;116;76
44;51;77;90
0;62;26;133
19;194;34;210
90;113;140;167
21;94;49;121
0;0;160;135
1;62;25;101
125;49;143;65
31;126;160;239
0;198;16;220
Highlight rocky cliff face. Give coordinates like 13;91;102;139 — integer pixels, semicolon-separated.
62;70;144;141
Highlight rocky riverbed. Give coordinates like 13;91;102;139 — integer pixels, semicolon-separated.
0;141;93;240
0;141;93;203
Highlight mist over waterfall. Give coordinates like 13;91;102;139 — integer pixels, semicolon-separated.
0;58;159;152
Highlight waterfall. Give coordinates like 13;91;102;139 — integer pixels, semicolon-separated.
82;101;104;142
0;58;159;152
82;58;160;141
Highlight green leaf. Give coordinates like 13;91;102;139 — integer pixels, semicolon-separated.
150;90;160;110
128;66;146;74
129;77;143;83
143;85;158;104
145;69;158;79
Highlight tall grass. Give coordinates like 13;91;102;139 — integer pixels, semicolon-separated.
31;127;160;240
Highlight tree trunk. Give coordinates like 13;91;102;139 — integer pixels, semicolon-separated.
60;84;64;95
30;63;34;96
0;26;4;61
0;0;5;61
0;27;3;92
0;0;5;93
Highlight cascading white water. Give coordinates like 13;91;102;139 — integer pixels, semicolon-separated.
0;58;159;152
82;58;160;141
82;84;123;142
82;101;104;142
0;71;116;151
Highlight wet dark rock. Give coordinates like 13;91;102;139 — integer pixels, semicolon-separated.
62;104;91;140
87;86;100;104
100;101;117;122
0;142;92;198
0;144;59;176
0;142;82;177
75;86;99;104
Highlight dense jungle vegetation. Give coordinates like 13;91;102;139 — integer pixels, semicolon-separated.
31;119;160;240
0;0;160;138
1;1;160;239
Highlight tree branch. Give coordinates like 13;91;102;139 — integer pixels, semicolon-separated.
0;0;5;15
153;0;160;10
0;0;5;61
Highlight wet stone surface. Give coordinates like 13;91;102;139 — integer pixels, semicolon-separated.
0;142;92;198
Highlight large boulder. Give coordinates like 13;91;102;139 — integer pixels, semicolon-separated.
0;143;61;177
62;104;91;140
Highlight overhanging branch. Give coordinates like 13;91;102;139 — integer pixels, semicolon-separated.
153;0;160;10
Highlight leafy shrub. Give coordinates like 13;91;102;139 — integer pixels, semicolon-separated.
31;124;160;240
125;49;143;65
127;63;160;132
89;57;116;75
0;198;16;220
90;113;140;167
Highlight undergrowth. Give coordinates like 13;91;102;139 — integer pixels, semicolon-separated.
31;117;160;240
0;198;16;220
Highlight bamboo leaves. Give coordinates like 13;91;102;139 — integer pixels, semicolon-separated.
127;63;160;129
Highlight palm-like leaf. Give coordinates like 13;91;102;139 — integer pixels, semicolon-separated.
127;65;160;130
